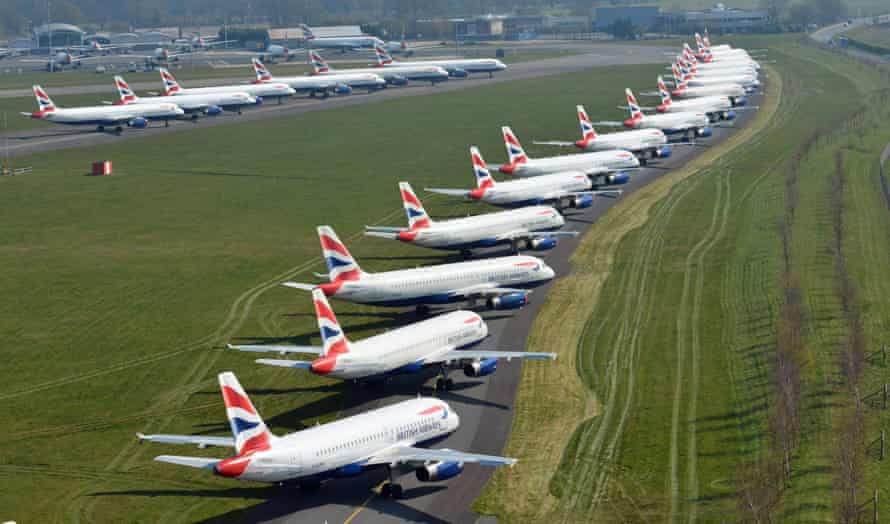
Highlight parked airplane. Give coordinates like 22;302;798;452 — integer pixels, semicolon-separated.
497;126;640;178
138;372;516;498
365;182;574;254
426;146;623;208
230;289;555;388
310;50;449;85
300;24;384;51
680;49;756;75
22;85;183;132
654;76;736;121
683;43;758;70
159;68;296;102
282;226;555;311
113;76;257;116
670;72;748;104
674;63;759;91
373;46;507;78
258;44;302;63
251;58;385;96
595;89;712;140
534;105;671;163
21;49;103;71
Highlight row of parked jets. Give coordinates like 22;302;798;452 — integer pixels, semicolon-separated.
131;33;761;500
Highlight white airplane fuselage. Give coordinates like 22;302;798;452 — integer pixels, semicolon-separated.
461;172;595;207
384;58;507;75
309;36;384;50
503;149;639;177
266;73;385;91
660;95;733;115
684;74;758;89
320;65;448;83
673;83;747;100
170;82;295;99
627;111;710;135
28;103;183;126
124;92;256;112
578;129;667;154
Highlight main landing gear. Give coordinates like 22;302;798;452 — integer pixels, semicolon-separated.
435;364;455;392
381;466;404;499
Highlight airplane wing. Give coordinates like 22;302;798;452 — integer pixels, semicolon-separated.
255;358;314;369
227;343;323;355
591;120;625;127
137;432;235;448
154;455;222;470
365;225;407;233
449;283;530;299
494;230;578;242
437;349;556;363
532;140;575;147
424;188;471;198
366;445;516;467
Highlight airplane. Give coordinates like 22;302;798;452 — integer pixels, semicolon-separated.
593;88;713;141
21;49;104;71
159;67;296;103
259;43;303;63
364;182;575;255
22;85;184;132
300;24;384;51
310;50;449;86
426;146;624;209
137;371;517;498
683;43;758;70
695;33;752;59
282;226;555;312
654;76;737;121
229;289;556;389
497;126;640;178
184;34;236;51
669;70;748;104
112;76;257;117
680;48;757;75
251;58;385;96
372;45;507;78
673;63;759;91
533;105;671;163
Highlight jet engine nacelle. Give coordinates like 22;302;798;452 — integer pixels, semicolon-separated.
129;117;148;128
723;110;737;120
529;237;558;250
732;96;748;107
205;105;223;116
334;83;352;95
463;357;498;377
450;68;468;78
389;75;408;86
657;145;673;158
697;127;713;138
334;463;364;477
570;194;594;209
607;172;630;185
416;461;464;482
254;96;264;105
486;292;527;310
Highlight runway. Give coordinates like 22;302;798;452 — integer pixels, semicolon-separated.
2;43;672;158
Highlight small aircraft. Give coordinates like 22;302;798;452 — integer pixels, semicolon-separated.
138;372;517;498
251;58;385;96
229;289;555;389
372;45;506;78
365;182;575;255
310;50;448;86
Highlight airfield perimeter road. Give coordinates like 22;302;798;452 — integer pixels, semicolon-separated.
1;43;673;158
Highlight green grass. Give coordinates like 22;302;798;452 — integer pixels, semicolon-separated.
844;24;890;51
0;62;664;523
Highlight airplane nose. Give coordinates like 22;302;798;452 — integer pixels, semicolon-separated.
543;264;556;280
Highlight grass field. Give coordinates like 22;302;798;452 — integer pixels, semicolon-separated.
844;24;890;51
476;35;890;522
0;61;664;523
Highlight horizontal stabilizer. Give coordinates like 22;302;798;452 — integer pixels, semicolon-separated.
256;358;314;369
364;226;407;233
228;343;323;355
154;455;221;470
591;121;624;127
137;433;235;448
424;188;471;197
364;230;399;240
282;281;317;291
532;140;574;147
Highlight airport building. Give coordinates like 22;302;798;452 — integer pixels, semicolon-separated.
594;5;660;31
34;23;85;47
656;6;769;34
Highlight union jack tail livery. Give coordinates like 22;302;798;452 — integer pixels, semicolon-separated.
657;76;672;108
399;182;433;230
576;105;597;146
32;85;56;112
469;146;496;192
374;45;394;66
299;24;316;41
312;288;352;359
501;126;529;169
114;75;138;104
219;372;273;456
309;50;329;74
703;29;712;48
625;88;644;122
251;58;273;83
317;226;364;282
159;67;181;95
695;32;706;52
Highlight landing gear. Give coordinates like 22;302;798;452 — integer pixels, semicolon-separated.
237;108;243;115
165;118;171;127
460;249;472;260
277;97;283;105
415;304;431;316
114;126;123;134
97;125;105;132
489;72;493;78
381;467;403;499
435;364;455;392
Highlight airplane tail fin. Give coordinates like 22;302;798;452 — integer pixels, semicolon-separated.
32;85;56;112
311;288;352;358
501;126;529;167
113;75;138;104
625;88;643;122
399;182;433;230
374;45;393;66
299;24;315;40
317;226;364;282
308;50;329;74
695;32;705;52
470;146;496;190
657;76;672;106
159;67;181;95
251;58;272;83
218;372;273;455
576;105;597;145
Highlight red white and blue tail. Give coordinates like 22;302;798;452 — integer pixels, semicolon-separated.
159;67;181;95
299;24;316;41
695;32;706;52
312;288;351;358
32;85;56;112
399;182;432;230
374;45;393;66
657;76;672;107
317;226;364;282
577;105;597;146
501;126;528;168
251;58;273;83
625;88;643;123
114;75;138;105
219;372;272;455
703;29;712;48
309;50;329;74
470;146;496;191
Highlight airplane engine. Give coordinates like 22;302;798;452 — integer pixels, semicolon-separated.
450;68;468;78
389;75;408;86
333;463;364;477
254;96;264;105
732;96;748;107
335;84;353;95
129;117;148;128
657;145;673;158
529;237;558;250
570;195;594;209
416;461;463;482
697;127;713;138
205;105;223;116
486;292;527;310
463;358;498;378
723;110;737;121
607;172;630;185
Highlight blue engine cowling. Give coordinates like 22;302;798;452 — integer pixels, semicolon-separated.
389;75;408;86
486;292;527;310
129;116;148;128
733;96;748;107
416;461;464;482
335;84;353;95
697;127;713;138
723;110;737;120
657;145;673;158
571;194;594;209
529;237;558;251
607;172;630;185
450;68;468;78
464;358;498;377
333;463;364;477
205;105;223;116
254;96;264;105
